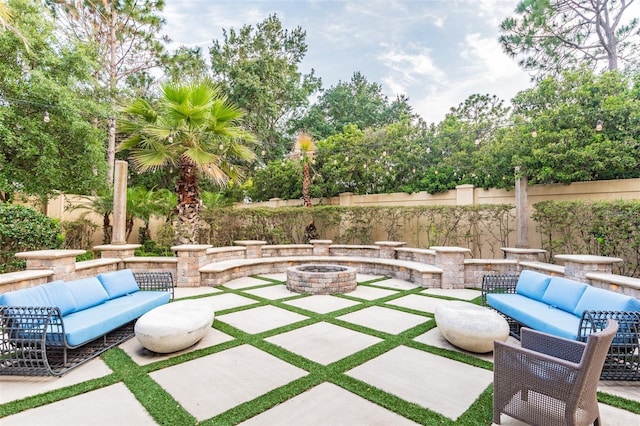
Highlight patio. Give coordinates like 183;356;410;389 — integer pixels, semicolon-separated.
1;274;638;425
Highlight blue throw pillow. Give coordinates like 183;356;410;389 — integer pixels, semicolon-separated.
65;277;109;310
573;286;640;316
515;270;552;301
542;277;587;313
97;269;140;299
0;281;77;315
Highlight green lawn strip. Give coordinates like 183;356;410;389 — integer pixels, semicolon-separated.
453;384;494;425
102;347;196;425
0;373;120;418
597;391;640;414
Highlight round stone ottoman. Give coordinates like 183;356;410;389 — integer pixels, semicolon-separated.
434;300;509;353
134;300;214;353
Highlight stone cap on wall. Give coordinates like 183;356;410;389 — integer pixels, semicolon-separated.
15;249;87;259
555;254;623;264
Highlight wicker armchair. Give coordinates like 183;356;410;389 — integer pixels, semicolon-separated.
493;320;618;426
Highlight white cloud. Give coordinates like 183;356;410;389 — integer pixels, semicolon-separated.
460;33;525;81
378;47;446;84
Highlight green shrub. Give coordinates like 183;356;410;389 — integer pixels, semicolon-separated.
533;199;640;277
200;204;514;258
0;203;63;273
62;218;97;249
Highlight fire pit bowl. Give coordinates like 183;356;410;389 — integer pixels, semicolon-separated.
286;264;357;294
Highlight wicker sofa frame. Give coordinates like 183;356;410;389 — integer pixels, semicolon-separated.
482;273;640;381
0;271;173;377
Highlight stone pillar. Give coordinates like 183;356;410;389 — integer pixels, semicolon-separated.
172;244;212;287
432;246;471;289
455;184;475;206
112;160;128;245
555;254;623;282
501;247;546;264
375;241;406;259
234;240;266;259
268;198;282;208
339;192;353;206
311;239;332;256
15;249;87;282
515;168;529;248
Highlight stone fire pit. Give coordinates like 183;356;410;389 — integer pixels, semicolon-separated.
286;264;357;294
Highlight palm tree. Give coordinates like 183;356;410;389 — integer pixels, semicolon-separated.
290;132;316;208
126;187;177;242
289;132;318;241
118;81;257;244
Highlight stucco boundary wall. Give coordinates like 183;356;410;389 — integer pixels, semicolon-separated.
1;243;638;300
38;178;639;250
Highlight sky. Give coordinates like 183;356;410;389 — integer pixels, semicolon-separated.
160;0;534;124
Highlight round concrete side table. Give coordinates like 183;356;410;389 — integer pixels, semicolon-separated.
435;300;509;353
134;299;214;353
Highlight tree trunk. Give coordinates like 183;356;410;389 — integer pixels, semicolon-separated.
174;158;201;244
302;162;312;208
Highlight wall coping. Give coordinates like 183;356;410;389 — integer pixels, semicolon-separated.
431;246;471;253
75;258;121;271
263;244;313;250
171;244;213;251
0;269;54;285
555;254;623;264
375;241;406;247
501;247;546;254
15;249;86;259
519;261;565;274
123;256;178;264
586;272;640;290
395;247;436;255
93;244;141;251
233;240;266;246
206;246;246;254
464;259;518;265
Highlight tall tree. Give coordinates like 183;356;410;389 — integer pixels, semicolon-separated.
500;0;640;79
49;0;167;185
293;71;417;140
164;46;209;83
118;80;257;244
209;14;321;161
0;0;107;203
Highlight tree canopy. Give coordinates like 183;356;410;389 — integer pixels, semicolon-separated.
500;0;640;79
209;14;321;161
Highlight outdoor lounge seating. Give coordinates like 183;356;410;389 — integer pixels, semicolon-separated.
482;270;640;380
0;270;173;376
493;320;618;426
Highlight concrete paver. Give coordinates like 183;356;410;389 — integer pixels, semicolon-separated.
283;294;360;313
196;293;258;312
1;383;156;426
222;276;270;289
347;345;494;421
421;288;481;300
174;286;221;299
337;305;430;334
386;293;450;313
218;305;309;334
344;285;398;301
369;278;419;290
243;283;299;300
239;382;420;425
0;358;112;405
150;344;307;421
265;321;382;365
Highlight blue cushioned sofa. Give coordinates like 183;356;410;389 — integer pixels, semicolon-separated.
482;270;640;380
0;270;173;376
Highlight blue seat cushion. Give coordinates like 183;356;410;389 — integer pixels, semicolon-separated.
515;270;552;301
61;291;170;347
0;281;77;315
65;277;109;311
541;277;587;313
487;293;580;340
573;286;640;316
97;269;140;299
